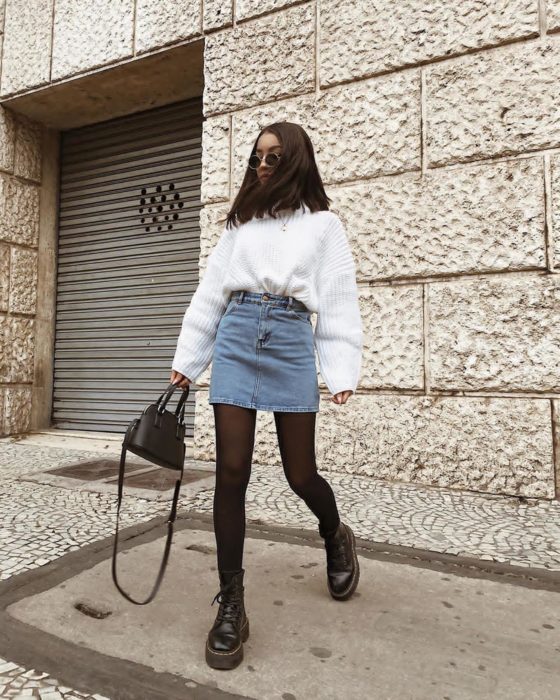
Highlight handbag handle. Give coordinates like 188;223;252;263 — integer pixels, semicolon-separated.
157;381;188;422
111;384;188;605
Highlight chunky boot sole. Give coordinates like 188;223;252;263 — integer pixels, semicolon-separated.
328;525;360;601
205;617;250;670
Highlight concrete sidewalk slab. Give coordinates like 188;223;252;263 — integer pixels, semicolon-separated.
5;524;560;700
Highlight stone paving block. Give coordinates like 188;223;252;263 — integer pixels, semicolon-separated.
204;3;315;115
51;0;135;82
0;0;54;96
429;274;560;392
330;156;545;281
232;70;421;187
7;527;560;699
135;0;201;54
320;0;538;87
426;37;560;166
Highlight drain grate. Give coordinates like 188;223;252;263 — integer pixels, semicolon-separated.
45;460;212;491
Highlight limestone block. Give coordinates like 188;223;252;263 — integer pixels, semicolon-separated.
0;388;4;437
9;247;37;315
199;202;232;266
232;70;420;187
320;0;538;87
330;157;545;281
0;244;8;312
359;286;424;390
236;0;300;21
3;387;32;436
204;3;315;115
193;391;554;497
548;0;560;30
429;274;560;392
0;316;34;383
14;115;42;183
553;399;560;492
135;0;201;54
51;0;134;82
201;115;230;204
0;107;16;172
426;37;560;166
0;0;54;96
549;154;560;267
0;175;41;247
203;0;233;31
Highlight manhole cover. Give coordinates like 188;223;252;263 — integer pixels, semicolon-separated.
45;460;212;491
106;467;213;491
46;460;141;480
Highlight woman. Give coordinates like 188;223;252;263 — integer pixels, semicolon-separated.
169;121;363;670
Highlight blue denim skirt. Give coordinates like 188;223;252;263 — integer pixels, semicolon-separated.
209;290;320;412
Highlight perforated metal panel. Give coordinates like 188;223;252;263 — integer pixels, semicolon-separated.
52;98;203;436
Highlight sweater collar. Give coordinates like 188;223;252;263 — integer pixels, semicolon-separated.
262;202;310;219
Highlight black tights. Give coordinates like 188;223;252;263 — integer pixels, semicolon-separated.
212;403;341;571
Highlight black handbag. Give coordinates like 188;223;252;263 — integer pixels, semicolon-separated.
111;381;188;605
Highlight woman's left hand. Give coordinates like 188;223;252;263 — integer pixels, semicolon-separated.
331;390;353;405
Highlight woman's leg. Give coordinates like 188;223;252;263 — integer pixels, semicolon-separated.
212;403;257;571
273;410;340;534
273;410;359;601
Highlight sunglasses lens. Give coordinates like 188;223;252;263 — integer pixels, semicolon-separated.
249;153;281;170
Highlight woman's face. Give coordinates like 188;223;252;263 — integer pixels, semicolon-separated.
255;132;282;185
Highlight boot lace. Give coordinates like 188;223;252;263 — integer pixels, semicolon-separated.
211;579;243;623
326;528;350;569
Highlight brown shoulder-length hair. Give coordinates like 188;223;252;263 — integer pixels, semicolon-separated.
220;121;332;229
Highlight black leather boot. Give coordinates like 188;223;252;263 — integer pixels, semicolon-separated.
319;520;360;600
205;568;249;669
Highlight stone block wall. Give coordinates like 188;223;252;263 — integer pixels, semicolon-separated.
195;0;560;499
0;106;43;435
0;0;558;498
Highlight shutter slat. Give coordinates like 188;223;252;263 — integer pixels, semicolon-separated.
52;98;202;435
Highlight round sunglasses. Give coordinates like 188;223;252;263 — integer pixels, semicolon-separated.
248;152;281;170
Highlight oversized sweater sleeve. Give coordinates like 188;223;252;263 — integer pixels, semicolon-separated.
314;213;363;396
171;226;234;382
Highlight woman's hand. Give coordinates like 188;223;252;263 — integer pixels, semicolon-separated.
169;370;192;390
331;390;353;405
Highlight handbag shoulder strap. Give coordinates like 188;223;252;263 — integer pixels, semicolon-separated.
111;420;183;605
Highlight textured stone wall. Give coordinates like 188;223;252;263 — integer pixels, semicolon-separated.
0;107;43;435
1;0;559;498
194;0;560;498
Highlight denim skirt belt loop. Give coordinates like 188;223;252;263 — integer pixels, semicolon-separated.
209;290;320;412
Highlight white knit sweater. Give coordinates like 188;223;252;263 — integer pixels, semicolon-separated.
171;203;363;396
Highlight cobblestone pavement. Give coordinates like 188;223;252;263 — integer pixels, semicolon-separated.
1;434;560;697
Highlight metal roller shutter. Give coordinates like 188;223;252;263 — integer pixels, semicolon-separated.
53;98;203;437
